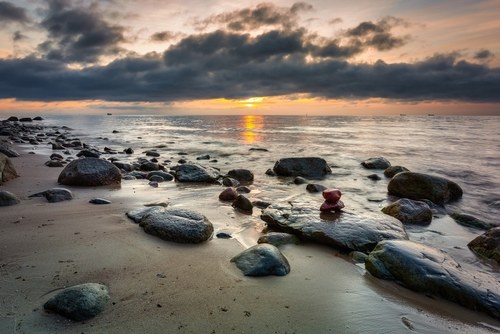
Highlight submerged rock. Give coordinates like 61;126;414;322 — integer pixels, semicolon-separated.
384;165;409;178
0;190;20;206
388;172;463;204
468;227;500;263
273;157;331;178
258;232;300;247
361;157;391;169
227;169;254;183
261;200;408;252
43;283;110;321
174;163;221;183
366;240;500;320
449;212;495;230
0;153;18;184
139;208;214;243
232;195;253;214
58;158;121;186
29;188;73;203
231;244;290;276
381;198;432;225
306;183;327;193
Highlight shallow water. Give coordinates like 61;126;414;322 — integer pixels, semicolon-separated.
38;114;499;329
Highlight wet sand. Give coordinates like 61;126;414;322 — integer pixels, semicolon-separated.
1;144;500;333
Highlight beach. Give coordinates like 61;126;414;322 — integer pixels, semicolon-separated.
1;116;499;333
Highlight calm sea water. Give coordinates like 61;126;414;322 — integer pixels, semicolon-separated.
46;114;500;272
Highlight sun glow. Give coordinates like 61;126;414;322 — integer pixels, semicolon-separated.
239;97;264;108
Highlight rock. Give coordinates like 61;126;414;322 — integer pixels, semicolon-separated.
43;283;110;321
174;163;221;183
52;143;65;150
0;153;19;184
258;232;300;247
50;153;64;160
29;188;73;203
249;148;269;152
236;186;251;193
146;171;174;181
468;227;500;263
219;187;238;201
126;206;165;223
388;172;463;204
273;157;331;178
381;198;432;225
33;116;44;121
139;208;214;243
7;116;18;121
149;181;159;187
293;176;308;185
306;183;327;193
350;251;368;263
145;150;160;157
222;177;240;187
0;144;20;158
384;165;409;178
124;147;134;154
58;158;122;186
261;200;408;252
231;244;290;276
113;161;134;172
149;175;165;183
76;149;101;158
252;200;271;209
140;161;159;171
45;160;64;167
449;212;495;230
366;240;500;319
227;169;254;183
19;117;32;122
322;188;341;203
0;190;20;206
265;168;276;176
361;157;391;169
89;198;112;205
320;200;344;212
232;195;253;214
367;174;381;181
196;154;210;160
216;232;232;239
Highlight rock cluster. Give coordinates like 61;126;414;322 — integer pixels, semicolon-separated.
320;188;344;212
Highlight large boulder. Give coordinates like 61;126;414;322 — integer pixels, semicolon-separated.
388;172;463;204
231;244;290;276
273;157;331;178
261;200;408;253
0;153;18;184
381;198;432;225
43;283;110;321
0;190;20;206
138;208;213;243
468;227;500;263
366;240;500;320
173;163;221;183
361;157;391;169
58;158;121;186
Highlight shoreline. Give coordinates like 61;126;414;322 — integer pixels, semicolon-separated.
1;120;499;333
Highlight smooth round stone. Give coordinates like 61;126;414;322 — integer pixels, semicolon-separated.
322;188;341;203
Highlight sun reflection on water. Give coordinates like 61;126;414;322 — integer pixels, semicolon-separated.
241;115;264;144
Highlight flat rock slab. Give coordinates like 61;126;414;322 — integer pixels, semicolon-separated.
139;208;214;243
43;283;110;321
231;244;290;276
261;200;408;252
388;172;463;204
58;157;121;186
29;188;73;203
174;163;221;183
366;240;500;320
273;157;331;178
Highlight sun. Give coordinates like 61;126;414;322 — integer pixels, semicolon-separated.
239;97;264;108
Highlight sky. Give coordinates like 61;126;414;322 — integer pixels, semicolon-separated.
0;0;499;115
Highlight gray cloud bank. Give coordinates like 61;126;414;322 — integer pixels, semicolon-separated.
0;1;498;103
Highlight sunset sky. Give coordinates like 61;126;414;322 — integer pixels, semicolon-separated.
0;0;499;115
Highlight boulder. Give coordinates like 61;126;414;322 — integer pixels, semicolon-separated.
468;227;500;263
0;153;19;184
366;240;500;320
76;149;101;158
219;187;238;201
306;183;327;193
384;165;409;178
144;150;160;157
381;198;432;225
232;195;253;214
273;157;331;178
43;283;110;321
231;244;290;276
0;144;20;158
258;232;300;247
449;212;495;230
140;161;160;171
388;172;463;204
261;200;408;252
361;157;391;169
222;177;240;187
174;163;221;183
29;188;73;203
227;169;254;183
0;190;20;206
45;160;64;167
126;206;165;223
139;208;213;243
58;158;121;186
293;176;308;185
147;171;174;181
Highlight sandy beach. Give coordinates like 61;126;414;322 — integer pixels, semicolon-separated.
1;132;499;334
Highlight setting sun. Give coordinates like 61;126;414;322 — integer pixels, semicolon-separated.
239;97;264;108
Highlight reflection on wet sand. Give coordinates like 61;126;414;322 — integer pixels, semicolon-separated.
241;115;264;144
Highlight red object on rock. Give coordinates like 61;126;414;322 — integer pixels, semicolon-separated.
320;200;345;212
322;188;342;203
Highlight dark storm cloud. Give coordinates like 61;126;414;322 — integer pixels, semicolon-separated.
344;17;410;51
193;2;312;31
474;49;494;60
0;1;30;24
37;0;127;63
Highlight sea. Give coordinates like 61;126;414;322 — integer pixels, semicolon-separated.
24;114;500;332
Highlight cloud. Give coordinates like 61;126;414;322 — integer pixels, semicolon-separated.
37;0;127;63
150;31;183;42
13;30;28;42
192;2;313;31
474;49;494;61
0;1;30;24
